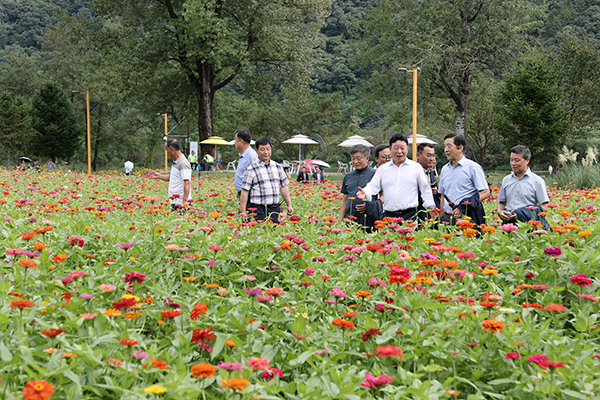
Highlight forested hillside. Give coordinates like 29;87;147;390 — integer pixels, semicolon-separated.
1;0;600;170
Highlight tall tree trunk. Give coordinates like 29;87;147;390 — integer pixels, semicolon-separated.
454;67;470;141
196;63;216;160
93;105;102;172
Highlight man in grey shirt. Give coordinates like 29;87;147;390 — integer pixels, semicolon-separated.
497;145;550;227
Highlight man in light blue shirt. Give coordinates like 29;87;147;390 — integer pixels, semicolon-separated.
234;128;258;197
498;145;549;226
439;133;490;226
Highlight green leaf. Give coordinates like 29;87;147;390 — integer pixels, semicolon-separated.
210;333;228;360
0;341;12;362
291;316;307;335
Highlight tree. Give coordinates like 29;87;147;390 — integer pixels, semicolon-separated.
356;0;542;138
496;57;570;165
30;83;82;161
0;91;32;167
58;0;332;157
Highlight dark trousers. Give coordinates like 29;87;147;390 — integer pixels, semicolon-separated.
383;207;418;221
247;203;281;224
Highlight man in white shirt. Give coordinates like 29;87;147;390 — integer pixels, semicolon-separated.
124;161;134;176
144;139;192;211
357;134;438;222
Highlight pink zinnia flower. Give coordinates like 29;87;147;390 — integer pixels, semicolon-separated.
117;242;135;250
304;267;315;277
247;357;271;371
329;288;349;298
79;313;97;320
124;272;146;284
216;361;243;371
361;373;392;389
244;287;262;297
262;368;284;380
544;246;562;256
570;273;593;287
501;223;518;233
99;284;116;292
527;354;548;366
256;295;274;303
265;288;284;296
505;352;521;359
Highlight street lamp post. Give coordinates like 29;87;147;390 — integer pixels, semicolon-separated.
398;67;420;161
72;90;92;175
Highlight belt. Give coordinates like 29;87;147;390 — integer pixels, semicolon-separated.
249;203;280;209
385;207;416;216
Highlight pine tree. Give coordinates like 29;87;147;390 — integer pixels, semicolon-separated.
497;57;570;165
30;83;82;162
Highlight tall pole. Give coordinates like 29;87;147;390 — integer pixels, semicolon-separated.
86;91;91;175
164;113;168;170
412;68;418;161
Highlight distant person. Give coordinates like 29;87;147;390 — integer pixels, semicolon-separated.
312;166;324;182
497;145;550;228
297;166;310;183
144;139;192;211
32;160;40;172
234;129;259;199
283;165;292;181
373;144;392;168
18;159;27;171
239;137;293;224
438;133;489;227
124;161;134;176
202;153;214;171
48;159;55;171
189;151;198;171
340;144;379;230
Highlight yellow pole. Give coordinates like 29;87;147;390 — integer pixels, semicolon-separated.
86;91;91;175
164;113;168;170
412;68;418;161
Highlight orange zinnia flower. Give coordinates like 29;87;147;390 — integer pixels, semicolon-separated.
221;377;250;390
120;338;139;346
441;259;459;269
160;310;182;318
355;290;372;298
39;328;65;337
190;362;216;379
332;318;355;329
481;319;505;333
151;359;168;370
22;380;54;400
33;241;49;251
190;302;209;321
544;303;567;313
342;311;359;318
17;258;37;269
10;299;35;309
20;232;36;240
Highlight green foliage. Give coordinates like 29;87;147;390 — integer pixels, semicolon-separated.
30;83;82;161
553;163;600;188
356;0;543;137
497;56;571;165
0;91;32;166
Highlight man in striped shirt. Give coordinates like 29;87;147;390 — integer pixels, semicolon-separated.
240;137;294;223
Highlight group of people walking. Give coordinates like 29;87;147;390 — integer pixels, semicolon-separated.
144;130;550;230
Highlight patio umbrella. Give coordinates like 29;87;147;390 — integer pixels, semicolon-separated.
338;136;374;148
407;134;437;145
282;134;319;161
19;156;32;162
311;160;331;169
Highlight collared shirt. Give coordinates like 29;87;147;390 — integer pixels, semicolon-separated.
498;168;549;211
168;155;192;204
438;156;488;213
234;147;258;192
363;159;435;211
241;159;289;205
341;166;376;214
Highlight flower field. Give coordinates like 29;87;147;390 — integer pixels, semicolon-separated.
1;170;600;399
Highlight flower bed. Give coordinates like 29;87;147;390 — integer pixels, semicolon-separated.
1;171;599;399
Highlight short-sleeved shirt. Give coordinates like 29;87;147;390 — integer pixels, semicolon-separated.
341;167;376;214
241;159;289;205
498;168;549;211
168;155;192;204
438;156;488;213
234;147;259;192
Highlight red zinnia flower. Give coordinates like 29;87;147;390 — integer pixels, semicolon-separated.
39;328;66;338
375;345;403;358
191;328;216;344
160;310;182;318
112;298;137;310
120;338;139;346
362;328;382;342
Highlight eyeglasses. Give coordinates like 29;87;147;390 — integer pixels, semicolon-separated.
379;155;392;160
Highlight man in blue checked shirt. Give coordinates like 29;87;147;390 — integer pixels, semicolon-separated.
239;137;294;223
